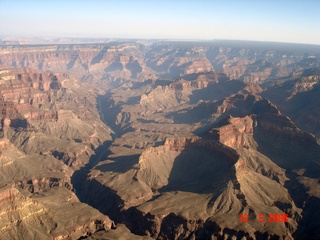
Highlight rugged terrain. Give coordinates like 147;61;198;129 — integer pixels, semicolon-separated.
0;40;320;239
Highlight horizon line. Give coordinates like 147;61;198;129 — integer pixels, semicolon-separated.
1;36;320;47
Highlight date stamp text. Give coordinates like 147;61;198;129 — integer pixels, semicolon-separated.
239;213;288;223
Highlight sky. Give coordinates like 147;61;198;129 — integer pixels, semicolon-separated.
0;0;320;45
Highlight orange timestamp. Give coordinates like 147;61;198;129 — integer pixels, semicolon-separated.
240;213;288;223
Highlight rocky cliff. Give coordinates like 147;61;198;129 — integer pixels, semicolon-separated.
0;67;112;168
0;67;119;239
80;95;320;239
0;137;115;240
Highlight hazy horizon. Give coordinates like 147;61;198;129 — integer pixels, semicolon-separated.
1;0;320;45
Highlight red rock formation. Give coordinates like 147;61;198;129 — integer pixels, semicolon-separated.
211;115;256;149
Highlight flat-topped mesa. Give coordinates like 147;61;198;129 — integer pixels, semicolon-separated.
208;115;257;149
162;136;239;164
137;135;240;179
163;137;200;151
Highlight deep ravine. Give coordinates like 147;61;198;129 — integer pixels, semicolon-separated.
71;94;119;205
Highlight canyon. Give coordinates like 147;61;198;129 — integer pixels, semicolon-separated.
0;40;320;239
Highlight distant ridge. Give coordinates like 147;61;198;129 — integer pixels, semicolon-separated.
1;38;320;53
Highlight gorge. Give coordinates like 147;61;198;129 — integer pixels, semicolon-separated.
0;40;320;239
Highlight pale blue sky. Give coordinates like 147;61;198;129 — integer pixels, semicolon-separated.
1;0;319;44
